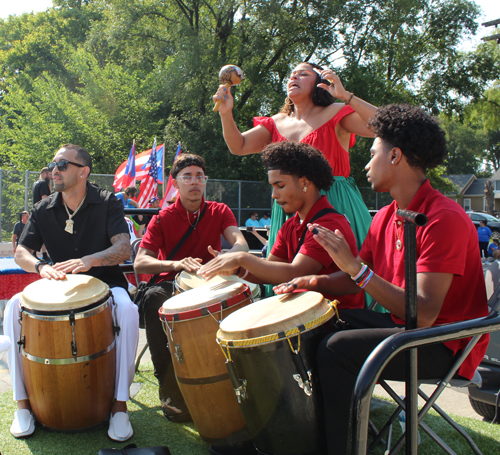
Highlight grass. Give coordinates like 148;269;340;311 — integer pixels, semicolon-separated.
0;364;498;454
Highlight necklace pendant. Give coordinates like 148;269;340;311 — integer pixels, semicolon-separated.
65;219;74;234
396;239;402;251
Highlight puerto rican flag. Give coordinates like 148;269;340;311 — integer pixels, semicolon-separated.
113;143;164;191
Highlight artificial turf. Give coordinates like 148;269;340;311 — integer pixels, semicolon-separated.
0;363;498;455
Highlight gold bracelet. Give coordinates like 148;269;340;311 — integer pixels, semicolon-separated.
344;92;354;105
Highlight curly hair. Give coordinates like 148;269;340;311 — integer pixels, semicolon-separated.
367;105;448;171
170;154;206;178
261;142;334;192
280;62;335;116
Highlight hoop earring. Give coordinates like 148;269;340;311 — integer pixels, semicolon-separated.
285;97;294;106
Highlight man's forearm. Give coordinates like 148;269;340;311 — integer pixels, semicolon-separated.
14;245;38;273
86;233;130;267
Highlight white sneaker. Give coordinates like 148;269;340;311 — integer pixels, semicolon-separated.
108;411;133;442
10;409;35;438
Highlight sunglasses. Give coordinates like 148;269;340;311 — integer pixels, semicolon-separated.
48;160;85;172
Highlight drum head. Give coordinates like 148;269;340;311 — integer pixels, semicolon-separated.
161;281;250;321
21;274;110;312
176;270;259;298
218;291;332;342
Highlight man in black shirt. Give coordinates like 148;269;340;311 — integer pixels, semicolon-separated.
11;211;29;253
32;167;51;205
3;144;139;442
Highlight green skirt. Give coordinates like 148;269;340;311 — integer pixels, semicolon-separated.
265;176;384;312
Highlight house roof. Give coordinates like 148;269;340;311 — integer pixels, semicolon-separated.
441;174;476;196
464;178;487;196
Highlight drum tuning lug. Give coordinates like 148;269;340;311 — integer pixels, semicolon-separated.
17;335;25;353
293;371;313;396
174;344;184;364
113;324;121;335
235;379;248;403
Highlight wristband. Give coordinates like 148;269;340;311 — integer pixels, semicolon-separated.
240;269;249;280
351;263;367;281
35;260;48;274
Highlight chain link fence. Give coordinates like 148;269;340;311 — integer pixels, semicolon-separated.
0;169;391;243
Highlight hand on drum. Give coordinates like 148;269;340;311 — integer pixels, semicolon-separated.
212;85;234;114
173;257;203;273
197;252;241;280
39;263;66;280
308;223;360;276
314;68;350;103
52;256;94;275
273;276;320;294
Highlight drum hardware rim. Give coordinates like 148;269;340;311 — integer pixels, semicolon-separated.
176;372;231;385
217;306;335;349
22;338;116;365
159;288;253;322
19;295;112;321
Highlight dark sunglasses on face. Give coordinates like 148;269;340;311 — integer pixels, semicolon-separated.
48;160;85;172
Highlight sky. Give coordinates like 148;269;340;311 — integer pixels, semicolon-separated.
0;0;498;49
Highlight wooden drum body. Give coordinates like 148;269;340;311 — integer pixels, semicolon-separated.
174;270;261;301
159;281;254;441
19;275;116;431
217;292;336;455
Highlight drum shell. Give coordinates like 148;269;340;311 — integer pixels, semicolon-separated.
161;297;251;441
226;324;330;455
20;297;116;431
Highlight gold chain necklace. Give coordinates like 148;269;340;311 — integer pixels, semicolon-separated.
63;191;87;234
186;208;200;229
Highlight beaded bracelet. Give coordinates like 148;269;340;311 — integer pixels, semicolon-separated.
344;92;354;105
354;267;371;286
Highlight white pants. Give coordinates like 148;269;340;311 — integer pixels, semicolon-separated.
3;286;139;403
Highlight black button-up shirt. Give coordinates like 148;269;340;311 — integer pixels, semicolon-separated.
20;182;129;289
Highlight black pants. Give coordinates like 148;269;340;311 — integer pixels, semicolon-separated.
479;241;489;258
142;282;185;405
317;309;460;455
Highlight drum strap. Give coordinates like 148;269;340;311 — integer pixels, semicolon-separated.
148;203;208;285
293;208;341;258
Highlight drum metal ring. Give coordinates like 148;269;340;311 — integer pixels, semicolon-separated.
21;297;112;322
22;339;116;365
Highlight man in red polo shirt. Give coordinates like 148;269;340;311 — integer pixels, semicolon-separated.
274;104;490;455
134;154;248;423
198;141;363;309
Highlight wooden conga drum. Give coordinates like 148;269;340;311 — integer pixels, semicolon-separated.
217;292;336;455
159;281;254;441
19;274;116;431
174;270;261;300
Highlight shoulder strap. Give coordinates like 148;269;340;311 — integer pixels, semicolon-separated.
293;208;341;259
148;203;208;285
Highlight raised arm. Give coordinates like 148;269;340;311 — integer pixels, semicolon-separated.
213;85;272;156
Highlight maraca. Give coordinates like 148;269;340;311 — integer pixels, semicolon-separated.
213;65;244;113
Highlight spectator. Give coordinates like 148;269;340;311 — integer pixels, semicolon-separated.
488;237;500;259
245;211;260;228
259;211;271;228
477;220;492;258
12;212;29;253
33;167;51;205
115;186;139;209
134;196;160;237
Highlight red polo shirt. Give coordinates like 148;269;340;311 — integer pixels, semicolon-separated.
272;196;364;308
141;197;237;282
360;180;489;379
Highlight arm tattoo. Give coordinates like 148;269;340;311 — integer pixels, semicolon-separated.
91;233;131;267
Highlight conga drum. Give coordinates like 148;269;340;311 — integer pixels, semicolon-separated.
19;274;116;431
174;269;261;300
217;292;336;455
159;281;254;441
